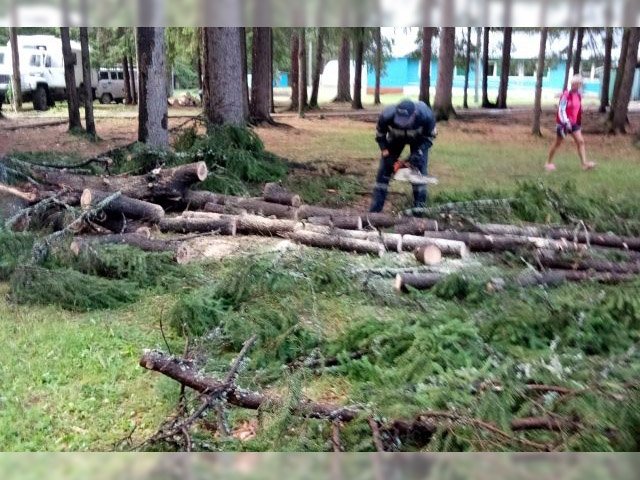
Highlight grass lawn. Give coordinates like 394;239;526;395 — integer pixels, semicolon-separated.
1;110;639;451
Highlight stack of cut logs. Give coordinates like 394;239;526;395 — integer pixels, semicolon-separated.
3;160;640;292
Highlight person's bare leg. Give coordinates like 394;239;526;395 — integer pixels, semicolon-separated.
571;130;594;169
547;136;563;166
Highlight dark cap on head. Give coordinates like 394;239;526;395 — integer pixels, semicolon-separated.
394;100;416;128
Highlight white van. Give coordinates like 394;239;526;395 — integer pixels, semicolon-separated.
96;68;137;104
0;35;97;111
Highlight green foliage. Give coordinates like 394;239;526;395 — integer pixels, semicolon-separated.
9;266;139;311
284;175;365;207
0;230;35;280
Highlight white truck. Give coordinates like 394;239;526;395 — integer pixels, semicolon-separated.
0;35;97;111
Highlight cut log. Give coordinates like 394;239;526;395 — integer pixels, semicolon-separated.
181;211;298;235
394;218;441;235
402;235;470;258
139;350;360;422
287;230;385;256
201;202;247;215
0;183;37;202
477;223;640;252
80;189;165;223
302;224;402;253
415;245;443;265
40;162;208;202
395;273;444;292
423;231;586;253
306;215;362;230
202;198;298;219
535;249;640;274
69;233;194;263
297;204;354;219
159;216;237;235
262;182;302;207
516;269;636;288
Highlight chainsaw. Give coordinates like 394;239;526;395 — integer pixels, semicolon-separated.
393;160;439;185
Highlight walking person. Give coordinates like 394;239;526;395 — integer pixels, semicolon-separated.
546;75;596;171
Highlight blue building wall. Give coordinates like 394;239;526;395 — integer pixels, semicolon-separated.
368;58;603;95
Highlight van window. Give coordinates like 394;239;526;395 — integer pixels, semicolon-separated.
117;71;124;80
0;53;4;64
44;56;52;68
30;55;42;67
110;72;118;80
99;71;109;80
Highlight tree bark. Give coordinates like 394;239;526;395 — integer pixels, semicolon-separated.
200;29;209;113
395;272;444;292
181;211;298;236
262;182;302;207
535;250;640;274
335;31;352;102
610;28;640;134
496;27;513;109
463;27;472;109
60;27;83;131
516;269;635;288
481;28;494;108
474;27;481;104
563;28;576;91
401;235;470;258
532;28;548;136
137;27;169;147
374;27;382;105
599;27;613;113
572;27;585;75
250;27;273;123
306;215;363;230
419;27;434;106
139;350;360;422
79;27;96;137
159;216;238;235
80;189;165;223
123;56;132;104
298;28;308;115
240;27;250;122
610;28;631;125
352;28;365;110
70;234;193;264
302;224;403;253
205;27;247;126
129;54;138;104
309;28;325;108
422;231;586;253
433;27;456;121
289;29;300;111
9;27;22;111
203;198;298;219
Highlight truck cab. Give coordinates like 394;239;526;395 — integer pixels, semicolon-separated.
0;35;97;111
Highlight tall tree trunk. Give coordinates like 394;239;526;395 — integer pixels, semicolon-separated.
474;27;481;104
60;27;83;131
573;27;585;75
463;27;472;109
563;28;576;91
335;30;352;102
532;28;548;136
196;29;203;92
79;27;96;137
240;27;250;121
433;27;456;121
289;29;299;111
599;27;613;113
374;27;382;105
610;28;631;123
310;28;325;108
298;28;308;115
496;27;512;109
123;55;132;104
352;28;364;110
137;27;169;147
270;32;275;114
610;28;640;134
200;28;209;112
206;27;247;126
129;54;138;104
250;27;273;123
9;27;21;111
481;28;494;108
419;27;434;106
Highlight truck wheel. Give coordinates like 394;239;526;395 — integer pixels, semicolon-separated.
33;85;49;111
100;93;113;105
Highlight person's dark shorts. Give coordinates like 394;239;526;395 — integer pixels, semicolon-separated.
556;123;581;137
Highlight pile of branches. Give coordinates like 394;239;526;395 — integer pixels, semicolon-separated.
2;154;640;296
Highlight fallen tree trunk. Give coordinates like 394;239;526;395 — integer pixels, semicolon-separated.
423;231;586;253
262;182;301;207
0;183;37;202
394;218;441;235
480;223;640;251
516;269;636;288
139;350;360;421
287;230;385;256
302;224;403;253
401;235;470;258
535;250;640;274
39;162;208;203
80;189;165;223
159;216;237;235
395;273;444;292
306;215;363;230
182;211;298;236
196;196;298;220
